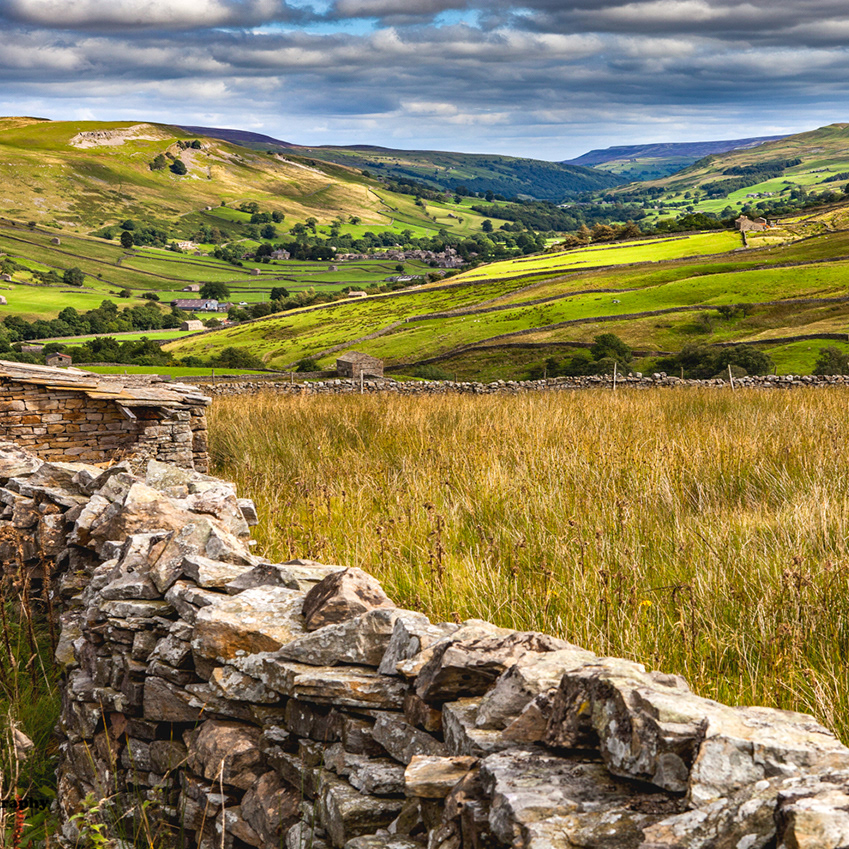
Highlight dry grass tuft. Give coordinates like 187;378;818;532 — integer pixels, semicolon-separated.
210;388;849;739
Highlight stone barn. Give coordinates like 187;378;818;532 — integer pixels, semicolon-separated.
46;352;72;367
336;351;384;379
0;361;211;470
180;320;204;331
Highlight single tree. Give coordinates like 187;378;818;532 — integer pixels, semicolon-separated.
120;231;134;249
170;159;188;175
62;267;85;287
200;281;231;300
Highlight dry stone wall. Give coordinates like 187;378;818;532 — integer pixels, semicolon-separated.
0;442;847;848
201;373;849;398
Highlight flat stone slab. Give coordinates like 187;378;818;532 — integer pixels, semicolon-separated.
192;586;307;660
260;659;409;710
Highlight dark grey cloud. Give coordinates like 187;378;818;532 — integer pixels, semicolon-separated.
0;0;846;159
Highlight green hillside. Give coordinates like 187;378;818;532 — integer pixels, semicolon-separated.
0;117;498;238
190;126;623;201
566;135;785;181
614;124;849;218
163;215;849;377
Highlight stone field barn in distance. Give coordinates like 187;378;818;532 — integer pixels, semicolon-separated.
336;351;384;379
0;361;211;470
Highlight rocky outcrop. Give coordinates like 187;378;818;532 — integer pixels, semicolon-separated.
4;441;848;848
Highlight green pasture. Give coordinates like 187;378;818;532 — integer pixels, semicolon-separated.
82;365;272;377
454;232;743;282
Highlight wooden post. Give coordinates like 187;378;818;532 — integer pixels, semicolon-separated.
212;368;216;386
613;360;617;391
728;363;734;390
360;371;364;393
290;371;294;384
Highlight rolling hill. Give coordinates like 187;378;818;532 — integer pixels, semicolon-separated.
179;124;623;202
0;116;488;238
613;124;849;217
565;135;786;181
163;207;849;378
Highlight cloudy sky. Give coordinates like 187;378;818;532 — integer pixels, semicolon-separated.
0;0;846;160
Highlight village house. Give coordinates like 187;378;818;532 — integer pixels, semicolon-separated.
336;351;384;379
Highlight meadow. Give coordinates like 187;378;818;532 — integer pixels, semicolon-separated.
210;388;849;742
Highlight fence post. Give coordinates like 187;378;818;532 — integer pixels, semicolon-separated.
728;363;735;390
613;361;617;391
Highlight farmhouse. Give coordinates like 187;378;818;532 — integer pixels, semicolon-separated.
735;215;769;232
336;351;384;379
0;360;210;469
170;298;219;311
180;320;204;331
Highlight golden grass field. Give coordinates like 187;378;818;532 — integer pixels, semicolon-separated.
210;388;849;740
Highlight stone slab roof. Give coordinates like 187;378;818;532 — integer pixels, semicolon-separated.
337;351;383;364
0;360;211;408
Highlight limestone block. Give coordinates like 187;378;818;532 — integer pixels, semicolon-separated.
260;659;408;710
479;748;684;849
281;609;424;668
442;699;514;758
371;714;447;765
416;631;572;704
378;617;458;677
404;756;479;799
187;720;264;789
241;771;300;846
225;560;345;594
302;567;395;631
192;586;307;660
319;773;405;848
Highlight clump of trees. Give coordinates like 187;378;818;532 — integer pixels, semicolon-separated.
813;346;849;375
654;344;774;378
527;333;633;378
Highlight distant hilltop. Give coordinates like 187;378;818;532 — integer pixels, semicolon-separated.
565;135;788;168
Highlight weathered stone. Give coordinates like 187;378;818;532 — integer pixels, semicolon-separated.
143;677;202;722
261;659;409;710
339;714;386;757
689;704;849;807
241;771;300;846
302;567;395;631
378;616;457;677
187;720;264;789
501;689;557;744
442;699;514;758
480;748;684;849
99;599;174;619
642;778;783;849
281;609;423;667
404;693;443;733
0;441;43;480
149;634;192;668
543;658;699;794
416;631;572;704
164;580;220;623
209;665;281;704
283;698;341;742
120;738;153;773
349;758;407;796
216;806;262;848
475;646;596;730
319;772;405;848
181;553;252;589
192;587;307;660
372;714;447;765
288;820;331;849
178;486;250;538
184;682;257;723
225;560;345;595
774;773;849;849
149;740;187;774
237;497;259;526
405;756;479;799
346;836;421;849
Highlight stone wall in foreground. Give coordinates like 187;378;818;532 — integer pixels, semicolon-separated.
2;442;848;848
